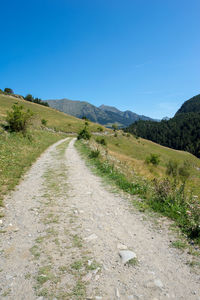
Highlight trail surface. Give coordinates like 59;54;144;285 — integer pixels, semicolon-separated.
0;138;199;300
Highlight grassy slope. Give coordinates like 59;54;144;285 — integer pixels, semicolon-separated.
91;132;200;196
0;94;105;133
0;94;105;205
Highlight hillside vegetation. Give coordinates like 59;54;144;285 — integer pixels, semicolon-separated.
126;94;200;158
77;131;200;243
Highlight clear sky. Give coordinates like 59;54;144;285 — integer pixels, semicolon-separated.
0;0;199;119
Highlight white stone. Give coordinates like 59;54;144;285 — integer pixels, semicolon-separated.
154;279;163;289
119;250;137;264
84;233;98;242
115;288;120;298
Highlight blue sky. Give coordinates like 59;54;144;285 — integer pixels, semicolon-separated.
0;0;199;119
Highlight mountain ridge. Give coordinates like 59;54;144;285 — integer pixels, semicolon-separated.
47;98;154;127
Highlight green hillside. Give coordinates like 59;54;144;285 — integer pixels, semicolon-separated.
176;94;200;115
0;94;104;133
126;94;200;158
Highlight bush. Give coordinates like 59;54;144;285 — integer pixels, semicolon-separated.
97;126;103;132
145;153;160;166
95;137;107;146
89;149;100;158
6;103;33;134
166;160;191;183
112;124;118;131
77;127;91;140
166;160;178;178
25;94;34;102
41;119;47;126
4;88;14;94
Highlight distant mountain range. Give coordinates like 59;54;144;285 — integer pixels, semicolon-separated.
46;98;154;127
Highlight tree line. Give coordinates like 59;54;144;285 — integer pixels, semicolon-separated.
125;112;200;158
0;87;49;107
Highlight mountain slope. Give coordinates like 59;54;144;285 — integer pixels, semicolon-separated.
126;93;200;158
175;94;200;115
47;98;153;127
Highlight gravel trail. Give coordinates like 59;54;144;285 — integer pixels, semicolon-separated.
0;137;199;300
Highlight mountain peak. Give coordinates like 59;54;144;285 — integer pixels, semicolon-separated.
47;98;153;127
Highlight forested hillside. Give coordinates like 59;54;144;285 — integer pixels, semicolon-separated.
176;94;200;115
126;94;200;158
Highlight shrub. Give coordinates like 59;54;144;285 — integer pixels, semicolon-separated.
82;116;88;121
112;124;118;131
145;153;160;166
97;126;103;132
166;160;178;178
114;133;118;137
41;119;47;126
186;196;200;239
6;103;33;134
89;149;100;158
166;160;191;183
25;94;34;102
77;127;91;140
95;137;107;146
4;88;14;94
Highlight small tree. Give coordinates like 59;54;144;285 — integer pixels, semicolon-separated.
4;88;14;94
145;153;160;166
41;119;47;126
24;94;34;102
6;103;33;134
112;123;118;131
77;127;91;140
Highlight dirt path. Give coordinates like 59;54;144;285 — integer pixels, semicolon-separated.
0;138;199;300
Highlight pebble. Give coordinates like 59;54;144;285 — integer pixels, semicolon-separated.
0;220;3;224
115;288;120;298
95;297;102;300
117;243;128;250
84;233;98;242
95;274;100;281
88;259;93;266
154;279;163;289
119;250;137;264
